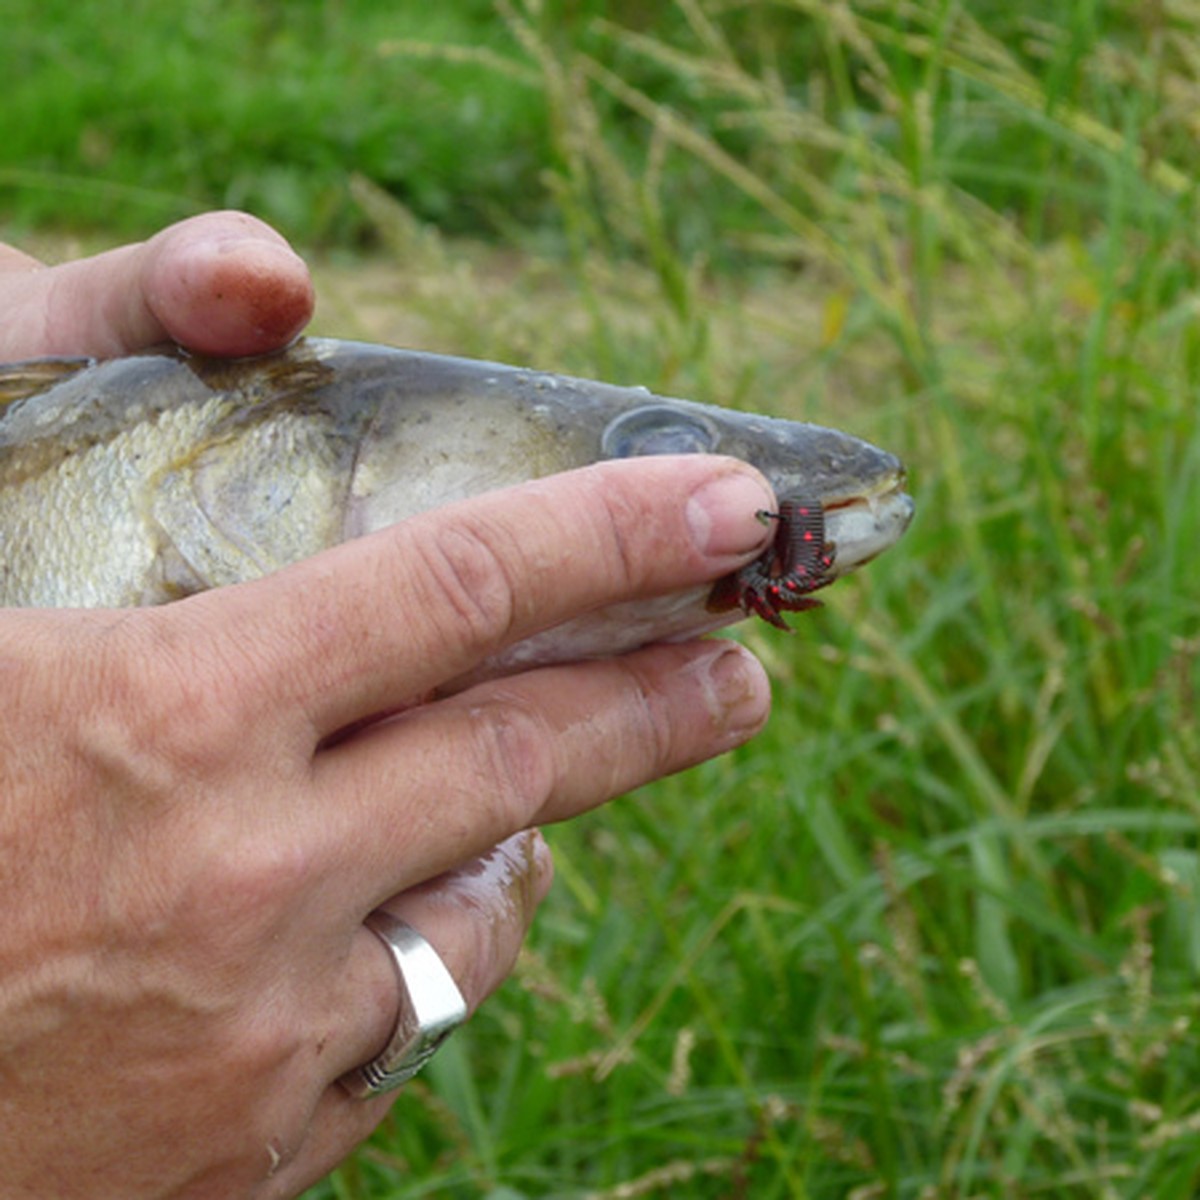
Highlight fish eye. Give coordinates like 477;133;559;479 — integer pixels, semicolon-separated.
601;406;720;458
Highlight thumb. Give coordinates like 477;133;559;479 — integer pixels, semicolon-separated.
0;212;313;360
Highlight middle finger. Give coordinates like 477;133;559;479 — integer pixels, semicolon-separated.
308;638;769;914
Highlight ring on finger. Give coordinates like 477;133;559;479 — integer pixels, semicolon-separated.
340;911;467;1098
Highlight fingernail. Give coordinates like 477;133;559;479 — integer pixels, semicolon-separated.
686;469;776;558
526;829;555;903
703;643;772;735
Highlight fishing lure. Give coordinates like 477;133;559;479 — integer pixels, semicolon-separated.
709;497;837;630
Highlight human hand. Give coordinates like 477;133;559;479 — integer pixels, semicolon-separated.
0;220;776;1197
0;210;314;359
0;454;774;1197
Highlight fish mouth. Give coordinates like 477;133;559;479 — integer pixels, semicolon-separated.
821;470;915;575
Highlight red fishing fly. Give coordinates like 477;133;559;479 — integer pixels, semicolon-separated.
708;497;837;630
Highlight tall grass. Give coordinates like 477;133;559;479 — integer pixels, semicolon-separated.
0;0;550;242
310;3;1200;1197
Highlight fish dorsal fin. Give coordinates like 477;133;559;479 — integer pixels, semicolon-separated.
0;357;94;410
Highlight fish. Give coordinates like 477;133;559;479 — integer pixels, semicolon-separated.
0;338;913;676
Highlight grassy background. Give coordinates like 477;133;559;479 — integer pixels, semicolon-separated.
5;1;1200;1197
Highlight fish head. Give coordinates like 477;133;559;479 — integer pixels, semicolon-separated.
307;340;913;678
595;398;914;580
325;340;913;585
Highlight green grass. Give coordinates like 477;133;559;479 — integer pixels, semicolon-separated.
0;0;553;242
8;1;1200;1196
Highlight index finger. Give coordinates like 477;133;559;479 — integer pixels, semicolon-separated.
173;455;775;741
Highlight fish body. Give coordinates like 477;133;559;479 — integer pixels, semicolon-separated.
0;338;913;669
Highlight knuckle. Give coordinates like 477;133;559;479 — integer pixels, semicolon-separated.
592;484;647;589
197;835;314;936
560;476;653;598
130;828;315;964
80;625;250;797
464;694;559;830
618;660;678;774
407;521;520;648
80;826;314;1009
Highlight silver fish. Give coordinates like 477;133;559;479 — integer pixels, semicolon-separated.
0;338;913;671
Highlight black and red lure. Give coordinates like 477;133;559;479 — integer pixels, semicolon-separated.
707;496;837;631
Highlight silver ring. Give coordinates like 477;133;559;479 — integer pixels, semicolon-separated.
340;912;468;1098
